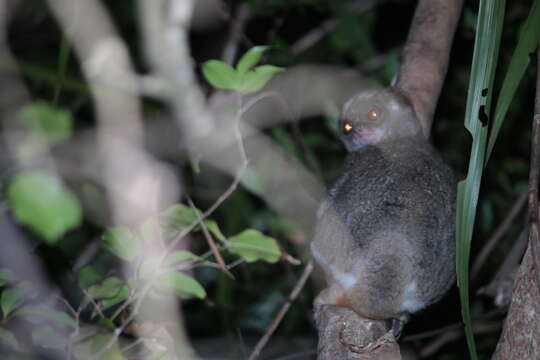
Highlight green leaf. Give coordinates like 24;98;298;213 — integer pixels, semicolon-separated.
486;0;540;162
53;35;72;105
73;332;123;360
456;1;505;359
78;265;103;289
87;277;128;300
201;60;241;90
98;318;116;329
140;251;203;279
162;204;198;229
228;229;281;263
7;171;82;244
1;289;24;319
0;327;19;350
16;101;73;161
32;326;67;350
164;250;203;267
238;65;284;94
161;204;226;242
18;101;73;145
101;227;140;261
18;305;76;328
0;268;15;287
205;220;227;243
155;272;206;299
99;287;129;313
236;46;269;74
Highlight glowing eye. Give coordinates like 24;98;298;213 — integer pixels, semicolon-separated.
342;121;353;134
367;108;380;121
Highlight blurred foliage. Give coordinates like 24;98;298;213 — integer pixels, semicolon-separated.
0;0;538;359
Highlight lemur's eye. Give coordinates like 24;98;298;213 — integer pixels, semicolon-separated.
342;121;353;134
367;108;381;121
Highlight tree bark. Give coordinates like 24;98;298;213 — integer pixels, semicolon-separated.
394;0;463;138
315;306;400;360
491;237;540;359
491;47;540;360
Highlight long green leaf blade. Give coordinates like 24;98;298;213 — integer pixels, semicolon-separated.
456;1;505;359
53;35;72;105
486;0;540;162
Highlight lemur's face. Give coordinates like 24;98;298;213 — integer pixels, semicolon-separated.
339;89;421;152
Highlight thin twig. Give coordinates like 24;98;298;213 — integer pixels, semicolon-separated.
402;308;503;342
246;260;314;360
226;258;244;270
471;190;527;282
419;321;500;358
222;3;251;65
93;163;249;358
358;46;403;73
81;288;106;319
290;121;320;175
477;227;528;308
291;0;379;55
241;90;294;120
66;302;84;359
187;197;233;278
120;337;144;354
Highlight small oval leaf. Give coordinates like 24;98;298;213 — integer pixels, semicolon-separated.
228;229;281;263
155;272;206;299
164;250;203;267
161;204;226;242
202;60;241;90
87;277;128;300
236;46;269;74
1;289;24;319
162;204;198;229
239;65;284;94
78;265;103;289
101;227;140;261
7;171;82;243
0;268;15;287
19;101;73;146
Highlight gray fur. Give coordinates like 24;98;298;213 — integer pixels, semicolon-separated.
311;89;456;322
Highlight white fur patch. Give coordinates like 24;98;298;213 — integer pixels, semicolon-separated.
400;281;424;313
335;271;357;289
310;242;327;267
316;200;330;218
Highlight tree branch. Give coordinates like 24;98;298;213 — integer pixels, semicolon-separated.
491;46;540;360
394;0;463;138
247;260;314;360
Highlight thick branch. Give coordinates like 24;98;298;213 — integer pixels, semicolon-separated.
138;0;214;142
491;46;540;360
315;306;400;360
394;0;463;138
